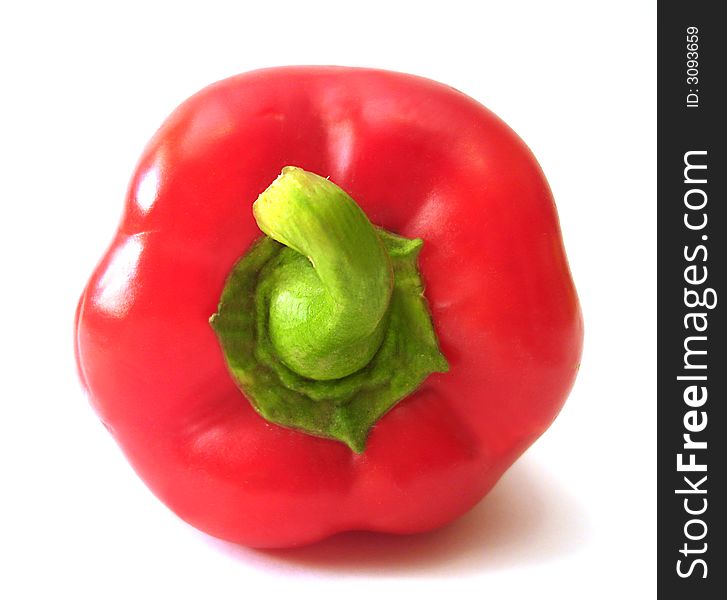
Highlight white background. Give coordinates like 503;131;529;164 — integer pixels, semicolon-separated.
1;1;656;598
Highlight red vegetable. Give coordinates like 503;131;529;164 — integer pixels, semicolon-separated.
75;66;582;548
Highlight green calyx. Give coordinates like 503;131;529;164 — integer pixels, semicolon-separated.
210;167;448;452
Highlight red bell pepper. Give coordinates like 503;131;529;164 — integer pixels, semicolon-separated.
75;66;583;548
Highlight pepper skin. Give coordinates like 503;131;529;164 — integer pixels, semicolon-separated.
74;66;583;548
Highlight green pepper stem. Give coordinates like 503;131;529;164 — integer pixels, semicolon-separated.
253;167;393;381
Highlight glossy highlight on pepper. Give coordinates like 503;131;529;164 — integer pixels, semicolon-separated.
75;66;583;548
